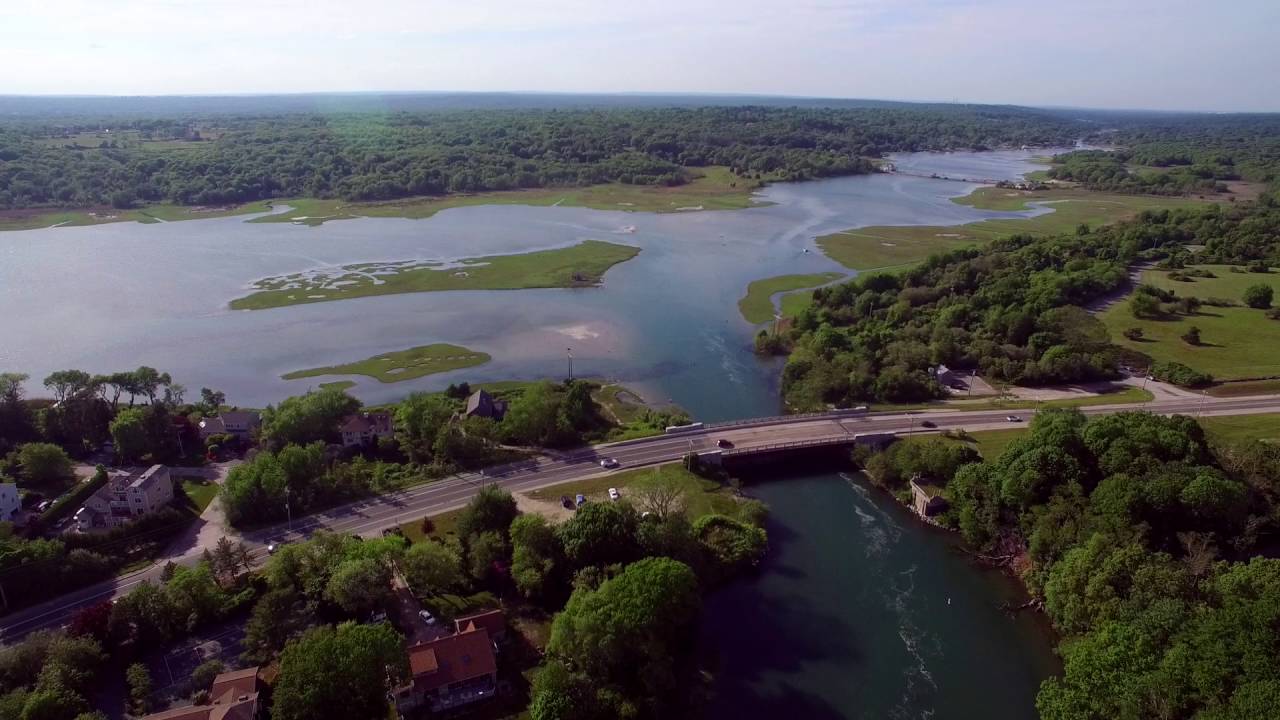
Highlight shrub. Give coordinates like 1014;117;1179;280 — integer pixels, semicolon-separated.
1181;326;1202;345
1122;327;1144;341
1151;361;1213;388
1243;283;1273;309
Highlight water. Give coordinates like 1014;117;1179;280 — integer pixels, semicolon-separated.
700;469;1059;720
0;150;1053;420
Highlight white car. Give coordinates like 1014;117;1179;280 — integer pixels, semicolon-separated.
600;458;619;469
608;487;620;501
418;609;436;625
1006;415;1022;422
266;543;278;554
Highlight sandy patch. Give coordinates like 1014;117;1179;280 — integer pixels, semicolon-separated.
515;492;574;523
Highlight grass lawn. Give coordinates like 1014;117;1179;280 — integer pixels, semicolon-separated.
1207;379;1280;397
1100;265;1280;380
872;385;1153;414
0;201;274;232
528;464;746;520
401;507;464;544
738;272;845;324
1199;413;1280;445
229;240;640;310
177;477;219;514
817;187;1201;270
591;384;650;424
249;166;766;226
282;343;490;384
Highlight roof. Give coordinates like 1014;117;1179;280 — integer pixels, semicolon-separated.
465;390;495;416
454;608;505;637
909;479;943;498
199;416;227;433
138;705;214;720
408;627;497;693
140;668;260;720
209;667;259;699
341;411;393;434
130;464;167;489
220;410;260;426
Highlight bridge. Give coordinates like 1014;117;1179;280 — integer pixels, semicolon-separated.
3;392;1280;640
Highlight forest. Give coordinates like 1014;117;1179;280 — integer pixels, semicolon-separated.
0;104;1082;209
864;409;1280;720
777;192;1280;407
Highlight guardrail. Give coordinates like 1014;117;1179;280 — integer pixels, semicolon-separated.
706;407;869;431
721;435;856;457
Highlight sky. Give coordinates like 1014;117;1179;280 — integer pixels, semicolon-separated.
1;0;1278;112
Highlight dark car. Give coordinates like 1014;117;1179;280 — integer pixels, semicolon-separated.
716;438;734;448
921;420;936;428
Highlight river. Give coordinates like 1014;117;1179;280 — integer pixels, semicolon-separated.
2;149;1062;717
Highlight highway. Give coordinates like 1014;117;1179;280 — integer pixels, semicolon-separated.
3;392;1279;641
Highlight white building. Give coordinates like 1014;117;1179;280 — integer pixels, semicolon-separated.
0;483;19;523
198;410;261;440
75;465;174;531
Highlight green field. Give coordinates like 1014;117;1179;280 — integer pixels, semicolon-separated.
318;380;357;392
282;343;490;384
1100;265;1280;380
0;201;274;232
528;464;746;520
249;167;766;226
229;240;640;310
178;477;219;514
738;272;846;323
816;187;1200;270
1199;413;1280;444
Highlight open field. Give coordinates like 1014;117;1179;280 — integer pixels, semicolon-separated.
1199;413;1280;444
738;272;845;323
1100;265;1280;380
817;186;1201;270
873;385;1153;414
528;464;746;520
178;477;219;514
318;380;357;392
282;343;490;384
249;167;765;226
229;240;640;310
1207;379;1280;397
0;201;274;232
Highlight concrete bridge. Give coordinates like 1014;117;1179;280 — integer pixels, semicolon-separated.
4;392;1280;640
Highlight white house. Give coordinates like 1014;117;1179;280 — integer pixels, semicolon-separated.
0;483;19;523
75;465;174;531
340;412;395;447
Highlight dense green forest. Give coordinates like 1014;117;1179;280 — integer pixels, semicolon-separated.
779;193;1280;407
0;105;1081;208
866;409;1280;720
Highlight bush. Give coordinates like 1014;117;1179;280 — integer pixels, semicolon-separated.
1243;283;1274;309
1151;360;1213;388
1122;327;1144;341
1181;326;1202;345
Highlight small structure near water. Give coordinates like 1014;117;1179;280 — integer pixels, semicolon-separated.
910;478;948;518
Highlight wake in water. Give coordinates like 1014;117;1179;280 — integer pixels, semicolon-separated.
840;472;904;557
886;565;942;720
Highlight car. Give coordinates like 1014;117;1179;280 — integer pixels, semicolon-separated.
418;609;437;625
608;487;621;501
716;438;734;448
266;543;280;554
1006;415;1022;422
920;420;936;428
600;457;619;469
575;493;586;507
36;500;52;513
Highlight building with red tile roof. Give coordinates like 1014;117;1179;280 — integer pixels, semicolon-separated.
393;620;499;713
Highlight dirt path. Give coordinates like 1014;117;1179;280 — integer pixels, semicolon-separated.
1087;262;1151;313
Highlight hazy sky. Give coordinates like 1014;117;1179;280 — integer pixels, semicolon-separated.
2;0;1277;111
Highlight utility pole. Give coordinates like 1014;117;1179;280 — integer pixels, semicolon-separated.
567;348;574;382
285;486;292;533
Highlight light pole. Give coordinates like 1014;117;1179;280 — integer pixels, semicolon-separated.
567;348;574;382
284;486;292;533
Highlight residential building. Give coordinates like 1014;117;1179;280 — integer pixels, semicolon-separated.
198;411;261;440
393;623;499;714
932;364;956;388
0;483;19;523
140;667;263;720
910;479;947;518
464;389;507;421
75;465;173;531
340;411;395;447
454;608;507;642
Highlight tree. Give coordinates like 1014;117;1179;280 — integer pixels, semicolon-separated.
456;485;519;542
1243;283;1273;309
0;373;36;453
510;514;563;601
129;367;171;405
1131;292;1163;319
109;408;150;463
126;663;151;715
15;444;72;487
556;502;641;570
467;530;507;583
632;473;687;521
272;623;407;720
189;660;224;696
401;541;463;595
1123;327;1144;341
241;588;306;663
693;515;768;583
393;393;454;464
325;558;392;616
41;371;92;405
198;388;226;414
1181;325;1202;345
260;388;360;448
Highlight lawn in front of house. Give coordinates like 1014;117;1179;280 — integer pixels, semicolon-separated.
177;477;219;514
282;343;490;384
229;240;641;310
817;187;1201;270
1100;265;1280;380
738;272;846;324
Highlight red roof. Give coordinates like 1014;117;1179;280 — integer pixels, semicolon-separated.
408;627;496;692
454;609;505;637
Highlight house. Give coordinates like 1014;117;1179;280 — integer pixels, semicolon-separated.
75;465;173;531
393;623;499;714
464;390;507;421
198;411;261;440
0;483;19;523
932;364;956;388
140;667;263;720
910;479;948;518
454;608;507;642
340;411;395;447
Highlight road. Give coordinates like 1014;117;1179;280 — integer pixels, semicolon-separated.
3;392;1279;641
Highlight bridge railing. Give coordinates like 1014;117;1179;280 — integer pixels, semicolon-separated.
706;407;869;431
721;435;855;456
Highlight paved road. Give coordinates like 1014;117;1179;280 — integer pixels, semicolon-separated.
4;392;1279;641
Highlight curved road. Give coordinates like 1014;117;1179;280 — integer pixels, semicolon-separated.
3;392;1278;641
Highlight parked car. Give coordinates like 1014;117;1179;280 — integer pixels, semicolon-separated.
608;487;621;501
716;438;733;448
561;495;574;509
1006;415;1022;422
575;493;586;507
418;609;436;625
266;543;281;554
600;457;619;469
35;500;52;513
921;420;936;428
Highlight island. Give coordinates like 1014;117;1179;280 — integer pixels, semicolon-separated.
229;239;641;310
281;343;491;384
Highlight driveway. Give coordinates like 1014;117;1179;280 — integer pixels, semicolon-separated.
164;461;242;557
